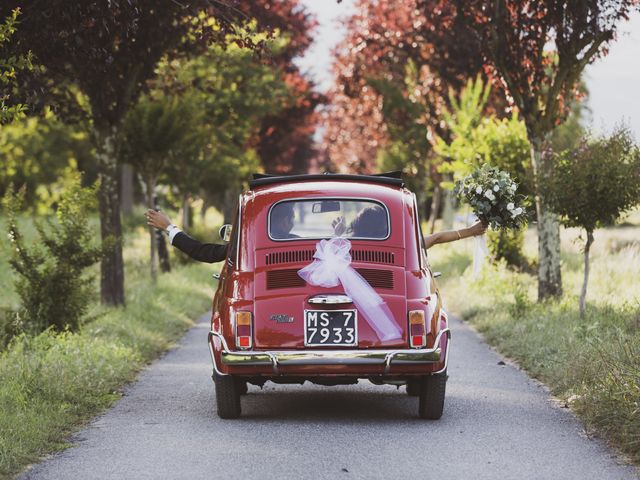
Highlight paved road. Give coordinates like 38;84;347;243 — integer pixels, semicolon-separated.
22;313;638;480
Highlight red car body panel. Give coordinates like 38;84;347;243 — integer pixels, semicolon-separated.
209;178;448;379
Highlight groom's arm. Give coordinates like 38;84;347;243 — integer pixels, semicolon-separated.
169;229;228;264
146;209;228;263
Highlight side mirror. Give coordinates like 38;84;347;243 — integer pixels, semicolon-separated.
433;271;442;278
219;224;232;242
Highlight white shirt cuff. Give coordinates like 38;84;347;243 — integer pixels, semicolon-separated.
166;224;182;244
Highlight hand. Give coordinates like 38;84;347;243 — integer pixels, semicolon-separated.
332;216;347;236
145;209;172;230
468;220;487;237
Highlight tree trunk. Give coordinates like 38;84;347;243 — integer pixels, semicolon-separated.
120;163;134;216
530;136;562;300
222;188;237;225
441;186;455;231
412;158;432;229
200;198;209;222
579;230;594;319
181;194;191;231
428;184;442;234
154;195;171;273
144;177;157;283
96;126;125;306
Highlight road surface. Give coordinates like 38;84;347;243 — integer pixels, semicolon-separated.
21;313;638;480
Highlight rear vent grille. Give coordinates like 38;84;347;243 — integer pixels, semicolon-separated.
356;268;394;289
352;250;395;265
265;249;394;266
266;250;314;265
266;269;306;289
266;268;393;290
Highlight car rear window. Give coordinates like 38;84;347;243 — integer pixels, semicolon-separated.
268;199;389;241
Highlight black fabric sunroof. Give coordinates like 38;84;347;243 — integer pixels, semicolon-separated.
249;172;404;189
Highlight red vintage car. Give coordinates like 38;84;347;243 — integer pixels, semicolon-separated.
208;173;450;419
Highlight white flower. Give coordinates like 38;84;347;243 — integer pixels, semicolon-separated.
507;202;514;211
476;186;483;194
515;207;523;215
484;190;493;198
493;185;499;192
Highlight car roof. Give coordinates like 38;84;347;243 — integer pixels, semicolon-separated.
247;179;408;205
249;172;404;190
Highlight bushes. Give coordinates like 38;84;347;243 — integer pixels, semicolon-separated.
0;330;137;474
431;225;640;463
4;177;105;335
487;228;530;271
0;251;215;477
575;334;640;455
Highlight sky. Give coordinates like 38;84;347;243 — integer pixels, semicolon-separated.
295;0;356;93
296;1;640;140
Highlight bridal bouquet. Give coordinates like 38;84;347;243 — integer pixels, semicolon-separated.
454;164;528;230
454;164;529;274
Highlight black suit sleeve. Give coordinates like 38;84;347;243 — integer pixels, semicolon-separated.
171;231;228;263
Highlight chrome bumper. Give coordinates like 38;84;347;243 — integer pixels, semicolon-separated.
208;328;450;376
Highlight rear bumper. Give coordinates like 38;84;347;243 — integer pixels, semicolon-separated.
208;328;450;376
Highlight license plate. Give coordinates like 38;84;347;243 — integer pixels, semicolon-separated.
304;310;357;347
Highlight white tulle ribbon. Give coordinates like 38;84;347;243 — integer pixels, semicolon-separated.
298;238;403;341
473;233;489;276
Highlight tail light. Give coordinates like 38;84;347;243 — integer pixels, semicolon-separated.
408;310;426;348
235;311;253;350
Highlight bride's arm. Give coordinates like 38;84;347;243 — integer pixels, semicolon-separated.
424;220;486;249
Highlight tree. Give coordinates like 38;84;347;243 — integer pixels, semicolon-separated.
434;77;532;268
0;2;268;305
239;1;323;175
154;38;291;222
460;0;639;299
324;0;491;220
0;8;31;124
120;93;205;282
0;115;94;211
368;60;440;219
545;127;640;318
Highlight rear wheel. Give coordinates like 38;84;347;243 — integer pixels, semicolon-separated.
418;371;447;420
213;372;241;419
238;380;248;395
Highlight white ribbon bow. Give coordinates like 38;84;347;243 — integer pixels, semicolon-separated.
298;237;402;342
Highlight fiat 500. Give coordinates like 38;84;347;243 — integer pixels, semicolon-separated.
208;173;449;419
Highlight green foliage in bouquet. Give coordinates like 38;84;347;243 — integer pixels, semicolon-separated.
454;164;529;230
3;175;107;334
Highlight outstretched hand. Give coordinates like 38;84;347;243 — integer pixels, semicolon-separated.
145;209;172;230
468;220;488;237
332;216;347;236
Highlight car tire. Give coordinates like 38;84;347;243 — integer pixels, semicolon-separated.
238;380;248;395
406;380;420;396
418;371;447;420
213;372;241;419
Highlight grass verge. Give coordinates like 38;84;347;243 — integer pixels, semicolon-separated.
0;214;217;478
430;211;640;465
